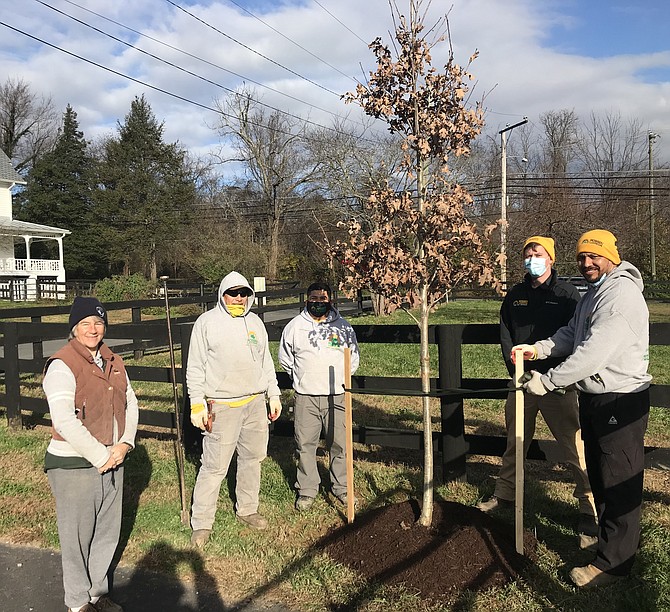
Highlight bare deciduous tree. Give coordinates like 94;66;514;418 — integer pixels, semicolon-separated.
213;89;323;279
0;77;58;173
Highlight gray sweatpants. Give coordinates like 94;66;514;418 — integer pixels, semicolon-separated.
191;395;269;530
47;466;123;610
294;393;347;498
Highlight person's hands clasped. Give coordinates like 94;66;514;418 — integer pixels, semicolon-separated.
98;443;130;474
511;343;538;363
268;397;282;421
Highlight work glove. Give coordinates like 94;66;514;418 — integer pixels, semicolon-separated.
511;343;538;363
519;370;548;396
268;397;282;422
190;402;208;430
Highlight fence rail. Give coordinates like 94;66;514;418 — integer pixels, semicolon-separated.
2;300;668;481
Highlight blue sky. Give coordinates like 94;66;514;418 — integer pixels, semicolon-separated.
1;0;669;163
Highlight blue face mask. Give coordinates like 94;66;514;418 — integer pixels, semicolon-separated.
590;273;607;288
524;257;548;278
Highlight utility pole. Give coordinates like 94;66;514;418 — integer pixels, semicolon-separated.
649;132;659;280
499;117;528;291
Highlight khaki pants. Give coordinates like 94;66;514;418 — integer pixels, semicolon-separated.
191;395;269;530
494;389;596;516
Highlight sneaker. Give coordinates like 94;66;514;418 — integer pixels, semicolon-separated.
69;605;97;612
577;513;599;537
237;513;268;530
569;564;624;588
476;496;513;513
190;528;212;548
295;496;314;511
93;595;123;611
334;492;358;507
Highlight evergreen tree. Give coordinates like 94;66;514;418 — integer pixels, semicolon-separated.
97;95;196;279
15;105;106;278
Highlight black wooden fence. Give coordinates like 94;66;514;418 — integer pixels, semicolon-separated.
2;295;669;481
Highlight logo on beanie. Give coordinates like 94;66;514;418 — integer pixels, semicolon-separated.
582;238;603;247
96;306;106;318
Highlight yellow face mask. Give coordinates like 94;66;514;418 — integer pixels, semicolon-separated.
227;304;245;317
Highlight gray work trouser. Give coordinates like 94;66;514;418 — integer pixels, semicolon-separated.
48;466;123;610
494;389;596;516
294;393;346;498
191;395;269;530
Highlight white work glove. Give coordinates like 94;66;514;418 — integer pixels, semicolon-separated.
511;343;538;363
520;371;548;396
190;402;208;430
268;397;282;422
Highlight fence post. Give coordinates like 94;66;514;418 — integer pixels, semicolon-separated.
132;307;144;360
179;322;201;455
437;324;467;482
2;322;23;430
31;315;44;361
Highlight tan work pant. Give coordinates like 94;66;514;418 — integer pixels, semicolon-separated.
494;389;596;516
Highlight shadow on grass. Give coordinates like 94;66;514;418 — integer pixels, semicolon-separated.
112;443;152;569
115;540;228;611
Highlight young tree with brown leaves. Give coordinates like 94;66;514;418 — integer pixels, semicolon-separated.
333;0;499;526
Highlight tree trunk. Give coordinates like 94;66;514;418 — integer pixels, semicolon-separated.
417;281;434;526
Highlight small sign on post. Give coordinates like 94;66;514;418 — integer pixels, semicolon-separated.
514;347;525;555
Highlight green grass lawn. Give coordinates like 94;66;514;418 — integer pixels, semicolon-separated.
1;298;669;610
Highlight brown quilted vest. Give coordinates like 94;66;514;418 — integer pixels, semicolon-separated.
46;340;128;445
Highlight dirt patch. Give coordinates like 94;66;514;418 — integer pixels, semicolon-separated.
321;499;537;602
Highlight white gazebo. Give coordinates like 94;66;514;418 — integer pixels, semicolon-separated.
0;149;70;300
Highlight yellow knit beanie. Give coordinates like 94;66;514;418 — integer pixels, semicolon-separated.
576;229;621;264
523;236;555;262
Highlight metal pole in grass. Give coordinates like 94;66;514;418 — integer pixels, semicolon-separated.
344;347;355;523
514;347;525;555
160;276;190;526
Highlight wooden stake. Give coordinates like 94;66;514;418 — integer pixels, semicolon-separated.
344;347;355;523
514;348;525;555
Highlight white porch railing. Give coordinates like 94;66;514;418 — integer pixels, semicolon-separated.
0;258;62;273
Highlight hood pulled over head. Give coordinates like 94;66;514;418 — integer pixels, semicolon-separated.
217;271;255;316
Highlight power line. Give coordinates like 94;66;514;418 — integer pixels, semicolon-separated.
164;0;340;97
57;0;357;126
313;0;370;46
0;21;378;147
34;0;359;137
224;0;359;84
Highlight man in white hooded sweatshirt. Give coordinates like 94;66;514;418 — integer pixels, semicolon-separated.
187;271;282;547
279;282;360;511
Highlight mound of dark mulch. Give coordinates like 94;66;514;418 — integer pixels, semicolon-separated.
320;499;538;601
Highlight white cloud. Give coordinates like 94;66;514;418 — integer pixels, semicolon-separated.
2;0;669;163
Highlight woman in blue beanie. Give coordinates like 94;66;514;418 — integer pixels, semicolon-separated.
43;297;139;612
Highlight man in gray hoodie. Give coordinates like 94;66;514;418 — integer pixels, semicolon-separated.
514;229;651;588
187;271;282;547
279;282;360;511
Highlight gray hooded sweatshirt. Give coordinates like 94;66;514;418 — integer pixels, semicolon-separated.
278;306;359;395
186;271;281;407
535;261;651;394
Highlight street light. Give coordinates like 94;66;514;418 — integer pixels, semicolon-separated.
649;131;660;280
499;117;528;291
